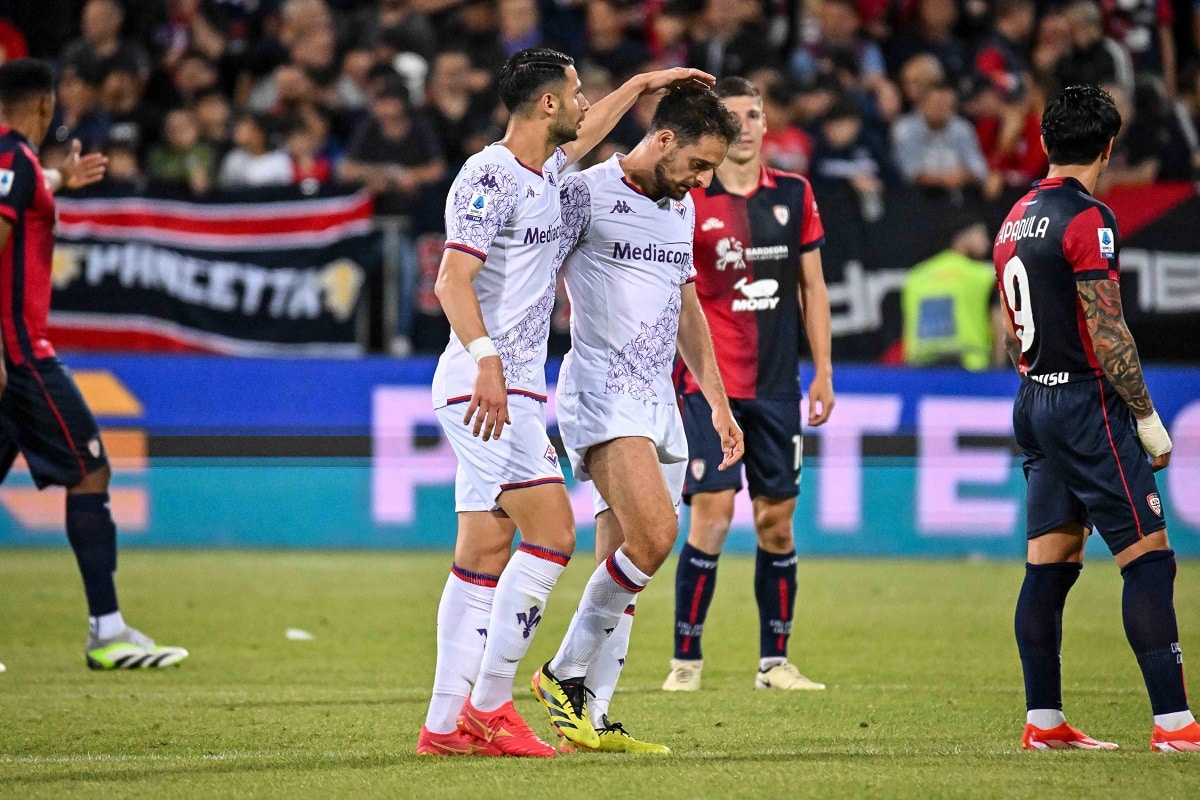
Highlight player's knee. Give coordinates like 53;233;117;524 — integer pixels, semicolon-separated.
637;518;680;574
688;514;730;553
71;463;111;495
754;505;794;552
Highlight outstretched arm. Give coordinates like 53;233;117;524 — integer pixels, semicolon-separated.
677;283;743;470
799;248;834;426
45;140;107;193
560;68;715;167
1077;279;1171;466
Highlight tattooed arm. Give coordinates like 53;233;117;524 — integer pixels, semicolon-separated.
1077;279;1152;416
1077;279;1172;464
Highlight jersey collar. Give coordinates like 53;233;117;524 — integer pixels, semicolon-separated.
704;164;776;198
1033;176;1090;195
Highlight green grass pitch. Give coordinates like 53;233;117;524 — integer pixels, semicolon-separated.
2;550;1199;798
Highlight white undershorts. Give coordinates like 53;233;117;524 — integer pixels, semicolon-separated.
435;393;565;513
556;390;687;515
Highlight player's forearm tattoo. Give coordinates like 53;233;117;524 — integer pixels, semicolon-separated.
1078;280;1153;417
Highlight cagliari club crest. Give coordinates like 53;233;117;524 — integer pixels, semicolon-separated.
773;205;789;225
1147;492;1163;517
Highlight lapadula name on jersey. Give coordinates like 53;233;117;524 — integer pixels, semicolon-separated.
611;241;692;265
996;215;1050;245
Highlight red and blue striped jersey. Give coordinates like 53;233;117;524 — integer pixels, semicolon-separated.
993;176;1119;381
0;128;57;366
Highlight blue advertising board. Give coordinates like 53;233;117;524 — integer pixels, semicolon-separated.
1;355;1197;558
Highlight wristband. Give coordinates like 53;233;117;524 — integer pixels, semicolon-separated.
1136;410;1172;457
466;336;500;364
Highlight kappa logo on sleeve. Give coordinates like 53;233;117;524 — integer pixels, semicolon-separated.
1097;227;1115;258
0;168;13;197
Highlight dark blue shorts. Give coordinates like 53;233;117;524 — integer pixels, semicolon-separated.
681;392;802;501
1014;377;1165;555
0;357;108;489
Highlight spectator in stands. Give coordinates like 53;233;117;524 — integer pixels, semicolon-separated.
103;141;146;189
0;18;28;64
288;20;367;112
194;86;232;158
1098;0;1176;99
341;0;437;62
148;107;215;194
340;84;445;213
160;50;222;109
756;74;813;174
285;119;332;189
1056;0;1134;99
450;0;508;76
892;80;988;193
810;98;896;221
974;0;1035;104
886;0;972;91
969;76;1048;196
898;52;945;110
583;0;653;81
149;0;229;79
688;0;779;78
901;216;1001;371
422;49;498;171
60;0;151;82
48;69;112;156
650;0;700;69
499;0;547;56
218;112;292;188
100;63;161;161
1099;79;1196;192
1031;10;1072;79
791;0;886;92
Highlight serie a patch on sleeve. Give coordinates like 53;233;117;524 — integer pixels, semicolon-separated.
1097;227;1115;258
0;168;13;196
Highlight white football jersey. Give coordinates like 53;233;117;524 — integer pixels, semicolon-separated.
557;155;697;405
432;144;567;408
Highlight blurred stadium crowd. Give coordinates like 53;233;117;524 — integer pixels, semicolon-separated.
3;0;1199;353
7;0;1199;199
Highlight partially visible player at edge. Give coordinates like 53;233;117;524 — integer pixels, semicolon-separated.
530;84;743;753
664;77;834;692
418;48;715;757
0;59;188;670
995;84;1198;752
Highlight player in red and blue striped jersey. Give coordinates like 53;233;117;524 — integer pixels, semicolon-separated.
664;77;834;692
996;84;1198;752
0;59;188;671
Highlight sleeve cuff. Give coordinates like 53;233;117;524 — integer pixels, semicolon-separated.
799;236;825;253
445;243;488;262
1074;268;1116;282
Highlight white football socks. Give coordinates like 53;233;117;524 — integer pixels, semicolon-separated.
424;566;497;733
1154;710;1197;731
471;543;569;712
90;611;125;640
586;599;636;726
1027;709;1067;729
550;548;650;681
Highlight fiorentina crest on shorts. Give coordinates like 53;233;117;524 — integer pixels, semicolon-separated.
690;459;706;481
544;445;558;467
1148;492;1163;517
773;205;789;225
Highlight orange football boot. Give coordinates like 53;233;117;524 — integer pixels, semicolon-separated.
457;699;557;758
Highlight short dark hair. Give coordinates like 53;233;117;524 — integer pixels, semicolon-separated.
0;59;55;108
715;76;760;101
649;82;741;146
1041;84;1121;166
498;48;574;113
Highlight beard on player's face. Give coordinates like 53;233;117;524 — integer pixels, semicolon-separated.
652;151;693;201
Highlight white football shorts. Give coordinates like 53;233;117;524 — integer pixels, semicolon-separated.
556;390;688;515
435;393;566;513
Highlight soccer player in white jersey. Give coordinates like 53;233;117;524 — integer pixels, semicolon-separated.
530;84;744;753
418;48;715;758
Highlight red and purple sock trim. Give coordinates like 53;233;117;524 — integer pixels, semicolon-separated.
623;604;636;616
606;553;645;593
451;563;500;588
517;542;570;566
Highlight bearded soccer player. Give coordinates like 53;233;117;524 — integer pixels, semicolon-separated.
664;77;834;692
532;83;743;753
0;59;188;670
418;48;713;758
996;84;1198;752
